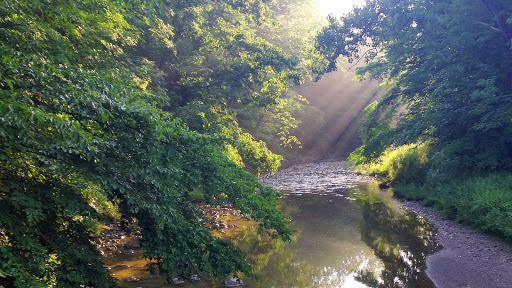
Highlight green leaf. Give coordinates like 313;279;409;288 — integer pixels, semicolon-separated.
5;79;13;91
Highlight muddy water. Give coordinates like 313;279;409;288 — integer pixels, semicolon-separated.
106;162;440;287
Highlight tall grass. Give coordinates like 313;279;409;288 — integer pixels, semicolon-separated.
394;174;512;241
351;142;430;185
351;142;512;242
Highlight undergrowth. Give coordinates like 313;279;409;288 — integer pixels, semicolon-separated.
350;142;430;185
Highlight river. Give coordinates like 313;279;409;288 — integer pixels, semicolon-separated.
105;161;440;287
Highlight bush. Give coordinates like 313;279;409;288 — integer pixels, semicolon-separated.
353;142;512;242
351;142;430;185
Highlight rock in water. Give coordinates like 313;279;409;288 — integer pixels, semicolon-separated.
124;276;139;282
191;274;200;282
223;275;244;287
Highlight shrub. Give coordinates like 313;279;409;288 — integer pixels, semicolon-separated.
351;142;430;185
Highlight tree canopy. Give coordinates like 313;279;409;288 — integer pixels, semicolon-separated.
315;0;512;181
0;0;317;286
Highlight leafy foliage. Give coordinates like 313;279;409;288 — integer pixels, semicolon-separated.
316;0;512;179
349;142;430;185
317;0;512;244
0;0;302;286
235;0;328;158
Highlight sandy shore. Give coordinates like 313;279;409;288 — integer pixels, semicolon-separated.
402;201;512;288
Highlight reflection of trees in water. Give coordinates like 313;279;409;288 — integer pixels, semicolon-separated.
230;219;367;287
356;200;439;288
229;188;440;288
232;225;288;271
232;225;318;287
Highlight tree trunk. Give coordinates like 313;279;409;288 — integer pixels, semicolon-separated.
479;0;512;89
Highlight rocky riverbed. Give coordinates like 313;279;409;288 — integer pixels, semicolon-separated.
402;201;512;288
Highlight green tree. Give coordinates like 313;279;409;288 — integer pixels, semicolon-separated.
0;0;296;286
315;0;512;181
121;0;304;173
236;0;329;158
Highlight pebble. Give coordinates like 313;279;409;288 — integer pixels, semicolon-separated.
124;276;139;282
191;274;200;282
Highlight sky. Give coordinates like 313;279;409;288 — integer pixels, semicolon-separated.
316;0;366;17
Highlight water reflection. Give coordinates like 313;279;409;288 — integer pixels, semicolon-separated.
232;186;438;287
106;162;440;287
356;197;440;287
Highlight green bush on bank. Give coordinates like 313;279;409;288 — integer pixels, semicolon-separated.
349;142;430;185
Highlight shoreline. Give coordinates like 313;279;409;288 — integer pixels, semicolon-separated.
401;200;512;288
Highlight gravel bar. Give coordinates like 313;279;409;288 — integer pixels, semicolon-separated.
402;201;512;288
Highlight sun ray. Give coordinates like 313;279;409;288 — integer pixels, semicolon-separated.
316;0;366;17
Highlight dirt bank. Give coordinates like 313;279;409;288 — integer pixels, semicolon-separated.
402;201;512;288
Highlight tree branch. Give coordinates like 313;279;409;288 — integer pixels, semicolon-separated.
476;21;506;36
348;48;376;70
479;0;512;41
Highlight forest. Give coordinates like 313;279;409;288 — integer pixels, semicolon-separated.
1;0;512;287
315;0;512;242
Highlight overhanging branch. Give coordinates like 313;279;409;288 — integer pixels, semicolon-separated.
476;21;506;35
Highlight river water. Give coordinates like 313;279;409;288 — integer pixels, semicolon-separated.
106;162;440;287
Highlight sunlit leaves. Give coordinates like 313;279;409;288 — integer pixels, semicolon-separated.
0;0;296;286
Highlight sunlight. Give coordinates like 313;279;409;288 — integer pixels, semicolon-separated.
317;0;366;17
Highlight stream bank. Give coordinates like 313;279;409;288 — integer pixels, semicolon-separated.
402;201;512;288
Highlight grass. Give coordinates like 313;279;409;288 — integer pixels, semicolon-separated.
393;173;512;242
351;142;512;242
352;142;430;185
